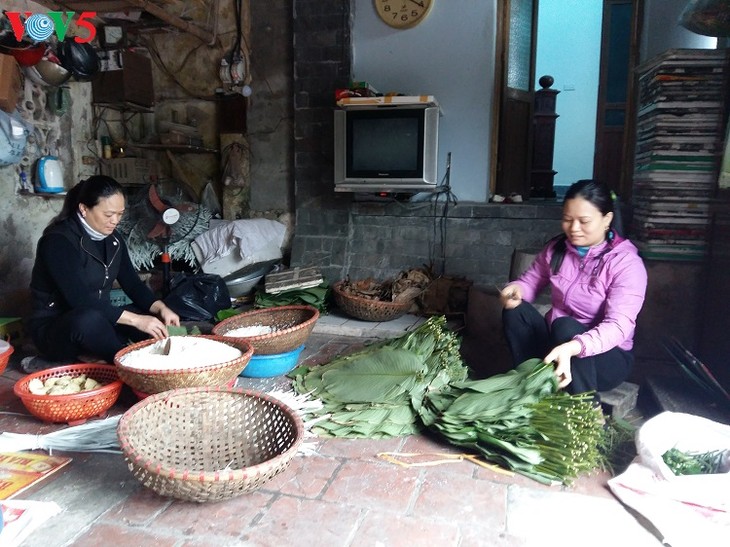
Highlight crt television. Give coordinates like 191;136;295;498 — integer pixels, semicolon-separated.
334;103;439;193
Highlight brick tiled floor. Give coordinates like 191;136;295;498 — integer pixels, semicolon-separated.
0;313;662;547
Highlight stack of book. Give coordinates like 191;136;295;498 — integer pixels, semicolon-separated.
632;48;729;261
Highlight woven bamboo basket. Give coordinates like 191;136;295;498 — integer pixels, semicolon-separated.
114;335;253;395
212;305;319;355
117;387;304;502
332;281;415;322
13;364;123;425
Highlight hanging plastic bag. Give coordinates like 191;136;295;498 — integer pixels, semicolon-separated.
163;273;231;321
0;109;32;166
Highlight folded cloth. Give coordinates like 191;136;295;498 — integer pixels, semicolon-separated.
193;218;287;266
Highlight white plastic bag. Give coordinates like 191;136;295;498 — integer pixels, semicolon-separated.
608;411;730;547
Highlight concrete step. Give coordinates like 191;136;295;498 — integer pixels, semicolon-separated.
599;381;639;419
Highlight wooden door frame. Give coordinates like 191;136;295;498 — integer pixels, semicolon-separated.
491;0;539;198
492;0;643;200
593;0;643;199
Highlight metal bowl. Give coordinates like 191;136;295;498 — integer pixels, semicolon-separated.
24;59;71;87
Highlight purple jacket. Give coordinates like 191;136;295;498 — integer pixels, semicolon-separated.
512;234;647;356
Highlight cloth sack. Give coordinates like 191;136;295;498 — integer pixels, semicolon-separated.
607;411;730;547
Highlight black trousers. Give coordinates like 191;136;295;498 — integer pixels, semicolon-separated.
30;306;147;364
502;302;632;396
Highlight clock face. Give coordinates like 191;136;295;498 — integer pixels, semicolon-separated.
374;0;434;29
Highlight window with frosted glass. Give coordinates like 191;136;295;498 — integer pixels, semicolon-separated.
507;0;534;91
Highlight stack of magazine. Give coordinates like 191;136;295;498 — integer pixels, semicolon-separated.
632;48;729;261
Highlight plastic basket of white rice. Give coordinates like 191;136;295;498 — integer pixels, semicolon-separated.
212;305;319;355
113;335;253;395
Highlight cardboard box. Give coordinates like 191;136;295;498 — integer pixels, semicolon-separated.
100;157;158;185
92;50;154;107
0;54;21;113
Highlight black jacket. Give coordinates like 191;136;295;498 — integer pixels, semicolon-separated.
29;215;156;326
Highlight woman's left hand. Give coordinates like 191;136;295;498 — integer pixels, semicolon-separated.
150;300;180;326
543;340;582;388
158;306;180;327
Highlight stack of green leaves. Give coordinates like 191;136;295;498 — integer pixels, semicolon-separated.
254;283;330;312
662;448;726;475
418;359;605;484
289;316;468;438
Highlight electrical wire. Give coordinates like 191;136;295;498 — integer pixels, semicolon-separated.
429;153;458;276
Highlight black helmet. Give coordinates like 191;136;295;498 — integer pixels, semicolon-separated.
57;41;99;80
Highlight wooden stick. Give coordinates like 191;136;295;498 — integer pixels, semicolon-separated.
124;0;212;43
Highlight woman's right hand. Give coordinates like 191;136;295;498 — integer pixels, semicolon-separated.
119;310;168;341
499;284;523;309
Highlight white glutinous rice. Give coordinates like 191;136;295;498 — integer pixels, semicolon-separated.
119;337;243;370
224;325;275;337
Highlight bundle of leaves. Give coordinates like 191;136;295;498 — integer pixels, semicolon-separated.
419;359;605;484
290;317;605;485
289;316;468;438
254;283;330;313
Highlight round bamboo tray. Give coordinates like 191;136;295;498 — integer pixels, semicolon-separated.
14;364;123;425
117;387;304;502
114;335;253;395
332;281;414;322
212;305;319;355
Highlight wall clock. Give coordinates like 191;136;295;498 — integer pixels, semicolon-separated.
374;0;434;30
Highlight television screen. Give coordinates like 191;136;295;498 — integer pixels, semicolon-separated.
349;115;421;174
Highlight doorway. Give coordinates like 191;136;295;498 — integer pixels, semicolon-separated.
494;0;642;199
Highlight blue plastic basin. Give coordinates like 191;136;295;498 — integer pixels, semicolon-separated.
240;345;305;378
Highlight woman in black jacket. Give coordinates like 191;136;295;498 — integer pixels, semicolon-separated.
28;175;179;365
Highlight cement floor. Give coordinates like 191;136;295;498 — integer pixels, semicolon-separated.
0;313;663;547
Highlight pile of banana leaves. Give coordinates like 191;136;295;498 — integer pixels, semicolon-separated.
289;316;605;484
290;316;468;437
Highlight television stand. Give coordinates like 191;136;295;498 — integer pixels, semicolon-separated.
353;192;418;203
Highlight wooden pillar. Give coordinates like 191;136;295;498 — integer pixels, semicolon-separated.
530;75;559;198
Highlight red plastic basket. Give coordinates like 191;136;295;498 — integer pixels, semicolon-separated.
14;364;123;425
0;342;13;375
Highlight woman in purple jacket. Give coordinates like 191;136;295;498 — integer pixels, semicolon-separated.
499;179;647;397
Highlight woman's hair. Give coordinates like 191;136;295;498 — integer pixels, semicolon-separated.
45;175;123;234
550;179;622;274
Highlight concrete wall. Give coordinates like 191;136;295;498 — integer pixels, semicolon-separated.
641;0;718;61
352;2;496;203
0;0;98;316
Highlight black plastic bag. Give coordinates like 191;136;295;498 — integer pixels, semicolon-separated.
163;273;231;321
